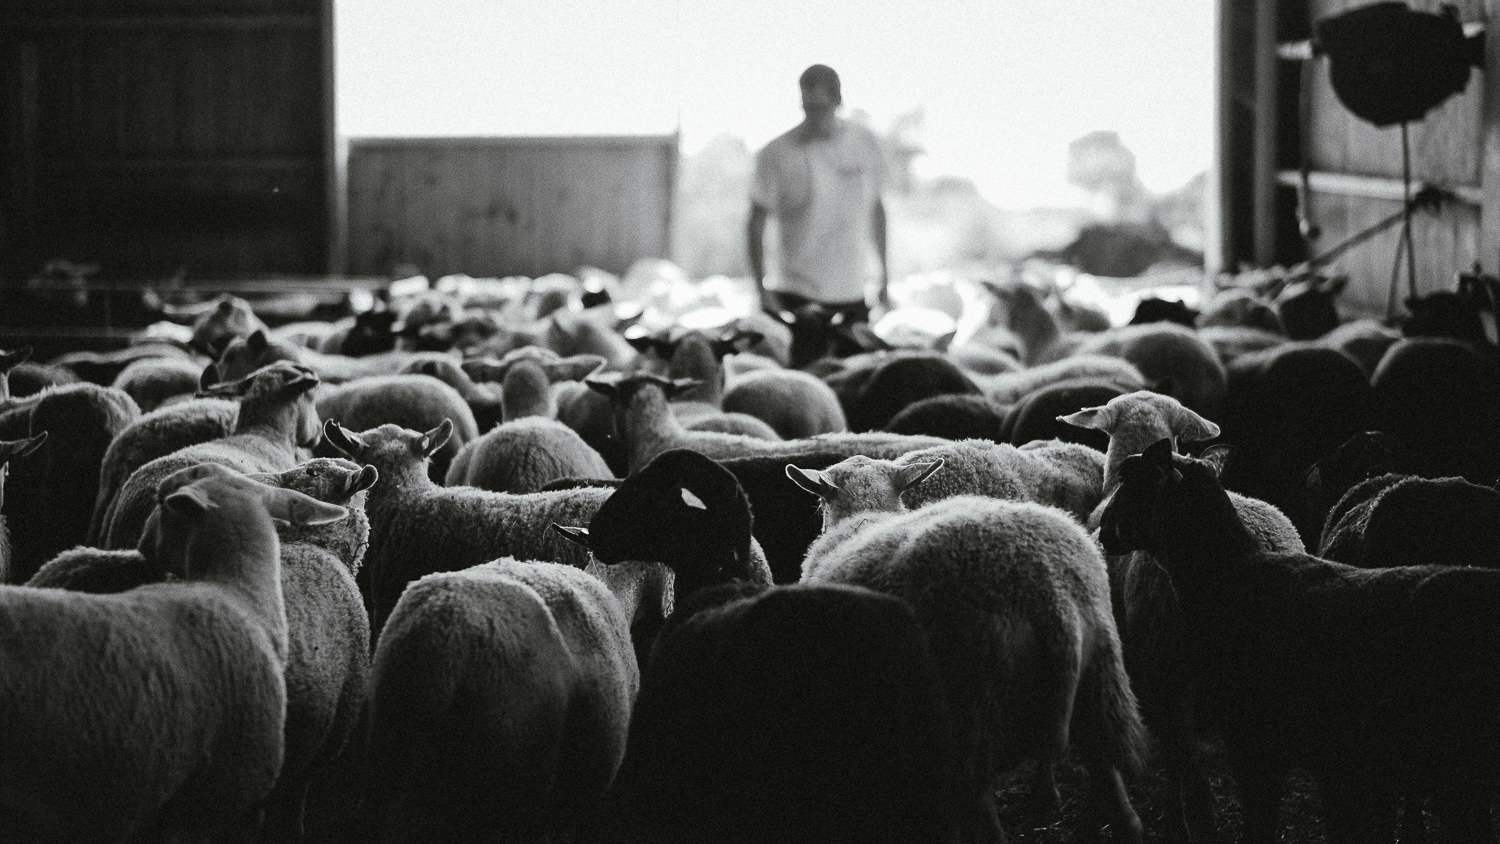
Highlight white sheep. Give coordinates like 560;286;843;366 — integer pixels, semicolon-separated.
0;461;345;842
792;456;1147;844
108;354;206;412
320;418;615;638
315;373;479;483
1068;322;1228;420
587;373;947;475
979;353;1146;407
445;349;614;493
720;366;850;439
101;361;323;550
366;557;640;842
1060;389;1305;842
894;437;1106;524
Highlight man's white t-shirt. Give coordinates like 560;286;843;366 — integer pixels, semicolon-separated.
750;119;886;304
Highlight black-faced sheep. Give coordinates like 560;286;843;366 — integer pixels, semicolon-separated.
793;456;1146;844
320;419;614;637
1061;390;1305;843
1098;439;1500;844
0;462;346;842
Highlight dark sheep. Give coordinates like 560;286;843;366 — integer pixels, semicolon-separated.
883;393;1008;441
1370;337;1500;484
1318;472;1500;570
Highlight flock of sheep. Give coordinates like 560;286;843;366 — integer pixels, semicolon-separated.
0;262;1498;843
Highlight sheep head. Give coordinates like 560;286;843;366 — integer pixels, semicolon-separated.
787;455;944;530
1097;438;1231;558
1059;390;1220;492
322;419;452;486
0;431;47;511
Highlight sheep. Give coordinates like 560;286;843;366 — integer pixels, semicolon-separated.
1060;389;1305;843
582;581;963;844
108;354;206;412
1316;317;1402;379
396;351;506;432
884;393;1008;440
444;350;614;493
34;457;378;841
0;432;47;584
1318;472;1500;570
586;372;947;475
1069;321;1228;420
1097;439;1500;844
830;350;983;433
1199;288;1286;334
1218;341;1374;548
1196;324;1288;367
314;373;479;483
966;277;1069;364
998;376;1133;450
1300;430;1410;547
1128;296;1199;327
102;362;323;550
320;418;615;637
1;382;141;582
88;393;239;546
1369;337;1500;484
187;292;271;357
889;437;1107;524
979;353;1146;407
365;558;639;843
792;456;1147;844
1273;274;1346;340
628;327;788;439
0;461;346;843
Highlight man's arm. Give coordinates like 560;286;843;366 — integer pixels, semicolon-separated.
747;203;777;313
872;197;890;311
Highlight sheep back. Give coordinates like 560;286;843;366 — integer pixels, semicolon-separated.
445;416;614;494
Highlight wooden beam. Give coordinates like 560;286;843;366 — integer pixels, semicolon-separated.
1482;1;1500;274
1276;169;1483;206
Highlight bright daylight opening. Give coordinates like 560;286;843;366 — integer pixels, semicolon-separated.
336;0;1216;324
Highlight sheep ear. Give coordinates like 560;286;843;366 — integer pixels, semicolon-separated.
551;523;592;548
322;420;364;457
0;431;47;461
544;355;607;383
162;484;217;518
1199;444;1232;477
1059;404;1115;433
198;363;225;393
664;378;702;399
933;330;957;352
712;331;762;358
1168;404;1221;442
626;335;674;358
584;378;619;400
278;365;320;396
247;329;269;353
416;419;454;458
261;486;347;527
895;458;943;492
786;464;838;499
348;464;380;495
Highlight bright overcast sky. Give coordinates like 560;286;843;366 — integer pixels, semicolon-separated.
336;0;1215;209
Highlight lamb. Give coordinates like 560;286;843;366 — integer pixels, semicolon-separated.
793;456;1146;844
0;432;47;584
0;461;346;842
365;558;639;842
586;372;947;475
1;382;141;581
314;373;480;483
1098;439;1500;843
320;418;615;637
1060;389;1305;843
101;362;323;550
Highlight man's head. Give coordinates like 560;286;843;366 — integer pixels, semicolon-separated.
799;64;841;131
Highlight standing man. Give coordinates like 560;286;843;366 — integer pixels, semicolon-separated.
747;64;890;323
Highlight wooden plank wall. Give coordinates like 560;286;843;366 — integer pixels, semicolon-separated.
0;0;332;285
1279;0;1488;316
345;135;677;278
